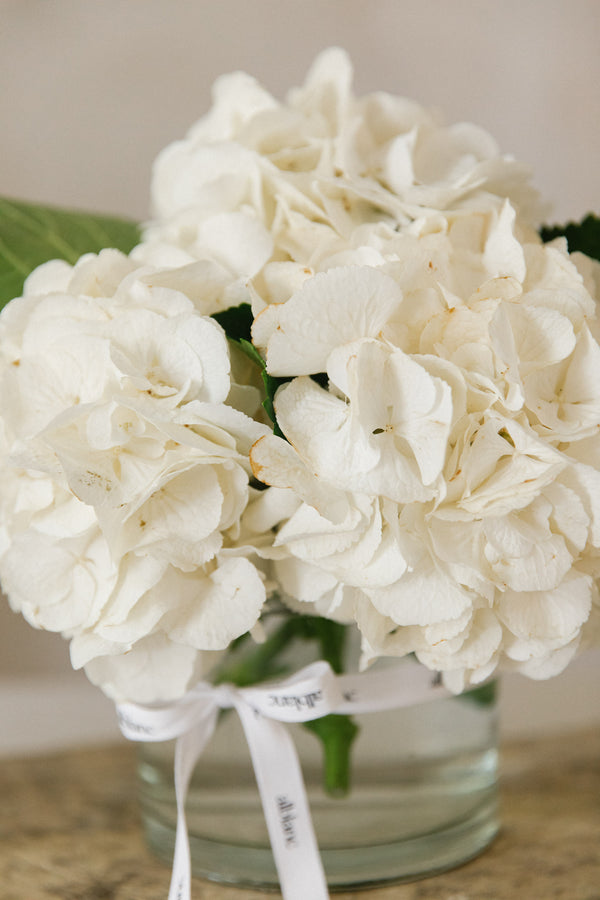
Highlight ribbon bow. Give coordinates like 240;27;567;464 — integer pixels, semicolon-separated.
117;660;449;900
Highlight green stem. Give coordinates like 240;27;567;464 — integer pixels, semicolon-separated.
213;610;360;798
303;714;359;797
460;679;497;707
293;617;359;797
213;617;301;687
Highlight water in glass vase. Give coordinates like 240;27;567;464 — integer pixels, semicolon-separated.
137;659;499;891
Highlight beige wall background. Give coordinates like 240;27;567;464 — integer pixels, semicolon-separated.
0;0;599;751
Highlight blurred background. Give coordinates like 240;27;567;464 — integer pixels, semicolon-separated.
1;0;599;754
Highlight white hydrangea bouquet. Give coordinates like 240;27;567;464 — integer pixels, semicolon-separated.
1;47;599;899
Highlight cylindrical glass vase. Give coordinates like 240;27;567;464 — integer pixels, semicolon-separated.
137;625;499;892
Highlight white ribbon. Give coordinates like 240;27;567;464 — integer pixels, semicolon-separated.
117;659;450;900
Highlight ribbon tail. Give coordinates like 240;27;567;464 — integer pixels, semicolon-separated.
236;702;329;900
168;705;220;900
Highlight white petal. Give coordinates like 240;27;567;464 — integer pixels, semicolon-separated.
368;565;472;627
498;573;592;643
82;632;219;703
483;201;526;281
167;557;265;649
193;211;273;278
253;266;403;375
418;608;503;673
117;465;226;568
1;528;115;633
250;432;351;524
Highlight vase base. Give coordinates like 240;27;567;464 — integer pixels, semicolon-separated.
143;793;499;892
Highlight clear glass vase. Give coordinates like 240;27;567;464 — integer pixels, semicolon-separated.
137;615;499;891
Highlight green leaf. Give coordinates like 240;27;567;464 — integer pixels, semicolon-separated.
212;303;253;343
0;196;141;310
235;340;330;442
239;337;288;437
238;336;264;368
540;213;600;262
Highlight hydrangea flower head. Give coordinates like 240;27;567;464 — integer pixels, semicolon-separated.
1;48;599;700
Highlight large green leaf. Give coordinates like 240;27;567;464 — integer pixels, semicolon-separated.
0;196;141;310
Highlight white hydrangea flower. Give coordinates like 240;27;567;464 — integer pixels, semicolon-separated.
250;217;600;687
135;47;543;317
0;250;272;702
2;48;598;700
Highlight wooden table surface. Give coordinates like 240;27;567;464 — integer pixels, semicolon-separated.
1;729;599;900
